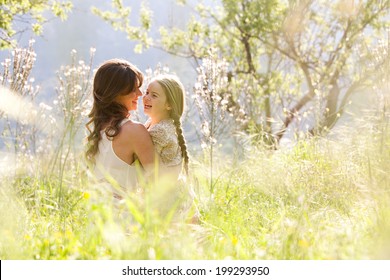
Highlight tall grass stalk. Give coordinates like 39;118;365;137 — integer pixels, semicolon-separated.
192;50;234;194
0;40;39;158
49;49;94;208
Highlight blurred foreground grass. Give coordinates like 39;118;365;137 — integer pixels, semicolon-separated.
1;115;389;260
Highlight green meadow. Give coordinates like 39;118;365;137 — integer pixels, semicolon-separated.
1;108;389;259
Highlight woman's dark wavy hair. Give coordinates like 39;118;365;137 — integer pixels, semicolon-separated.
85;59;143;164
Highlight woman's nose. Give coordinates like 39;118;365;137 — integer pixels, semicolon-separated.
136;88;142;96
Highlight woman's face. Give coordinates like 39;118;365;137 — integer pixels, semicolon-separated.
143;80;170;123
115;86;142;111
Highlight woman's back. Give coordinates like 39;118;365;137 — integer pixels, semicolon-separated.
94;119;139;196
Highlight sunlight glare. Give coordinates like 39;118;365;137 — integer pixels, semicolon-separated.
0;85;51;133
0;151;16;177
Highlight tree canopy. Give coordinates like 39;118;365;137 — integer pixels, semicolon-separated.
0;0;72;49
94;0;389;145
1;0;388;146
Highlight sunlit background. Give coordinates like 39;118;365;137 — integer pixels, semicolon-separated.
0;0;389;260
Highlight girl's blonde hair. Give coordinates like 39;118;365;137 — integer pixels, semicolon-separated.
153;74;189;175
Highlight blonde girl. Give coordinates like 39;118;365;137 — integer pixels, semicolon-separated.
142;74;189;178
142;74;200;222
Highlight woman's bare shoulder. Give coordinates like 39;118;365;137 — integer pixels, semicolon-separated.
119;120;155;167
119;121;151;142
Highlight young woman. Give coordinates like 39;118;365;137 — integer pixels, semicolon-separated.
86;59;155;198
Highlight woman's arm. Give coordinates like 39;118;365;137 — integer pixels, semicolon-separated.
129;123;156;173
112;121;155;171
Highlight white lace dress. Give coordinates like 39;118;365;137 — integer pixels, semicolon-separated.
145;118;183;176
145;118;195;219
145;118;182;166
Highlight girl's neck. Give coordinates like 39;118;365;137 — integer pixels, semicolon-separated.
149;116;172;126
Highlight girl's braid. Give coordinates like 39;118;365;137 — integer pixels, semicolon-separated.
172;112;189;175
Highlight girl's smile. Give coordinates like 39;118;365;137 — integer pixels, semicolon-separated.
143;80;171;125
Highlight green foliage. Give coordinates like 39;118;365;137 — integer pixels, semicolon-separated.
95;0;389;146
199;115;390;259
91;0;152;53
0;0;72;49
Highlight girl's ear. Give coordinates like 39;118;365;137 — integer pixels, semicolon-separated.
166;104;172;110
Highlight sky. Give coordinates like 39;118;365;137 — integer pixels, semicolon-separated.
0;0;207;149
0;0;198;99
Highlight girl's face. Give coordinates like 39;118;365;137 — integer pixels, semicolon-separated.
143;80;170;123
115;85;142;111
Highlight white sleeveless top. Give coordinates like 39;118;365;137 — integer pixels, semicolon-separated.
93;119;138;196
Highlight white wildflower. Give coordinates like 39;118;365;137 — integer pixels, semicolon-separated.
39;102;52;111
201;122;210;137
74;84;82;91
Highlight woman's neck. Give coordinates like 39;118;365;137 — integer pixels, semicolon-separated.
102;115;129;130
